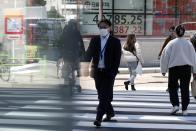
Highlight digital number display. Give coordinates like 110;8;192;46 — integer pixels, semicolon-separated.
82;14;144;35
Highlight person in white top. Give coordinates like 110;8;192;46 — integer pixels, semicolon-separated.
160;25;196;116
190;32;196;100
122;34;144;91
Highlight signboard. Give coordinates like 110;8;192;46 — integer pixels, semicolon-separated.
113;14;144;35
81;13;144;35
82;0;112;11
5;15;24;34
81;0;112;36
80;0;153;36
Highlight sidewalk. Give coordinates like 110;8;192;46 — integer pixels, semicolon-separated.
80;67;167;91
80;72;168;91
0;61;165;90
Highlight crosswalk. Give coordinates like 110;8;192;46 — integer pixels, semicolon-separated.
72;90;196;131
0;87;73;131
0;87;196;131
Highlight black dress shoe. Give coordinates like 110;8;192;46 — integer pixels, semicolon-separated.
131;85;136;91
93;120;101;127
124;81;130;90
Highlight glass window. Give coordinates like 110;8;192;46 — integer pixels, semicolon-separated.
113;0;146;36
113;14;144;36
178;0;196;15
152;0;176;14
81;0;112;36
148;15;176;36
79;0;196;36
114;0;145;13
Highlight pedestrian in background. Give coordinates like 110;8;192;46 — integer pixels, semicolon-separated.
190;33;196;51
190;32;196;99
85;19;121;127
158;25;180;92
158;25;176;59
58;19;85;92
122;34;144;91
160;25;196;116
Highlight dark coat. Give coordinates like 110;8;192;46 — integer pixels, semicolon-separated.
85;35;121;77
58;26;85;62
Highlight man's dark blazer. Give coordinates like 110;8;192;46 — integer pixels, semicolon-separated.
85;35;121;77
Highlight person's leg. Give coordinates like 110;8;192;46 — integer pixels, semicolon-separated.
124;61;137;90
168;67;180;114
130;70;137;91
63;61;73;96
179;65;191;112
94;71;105;126
124;66;131;90
104;76;115;121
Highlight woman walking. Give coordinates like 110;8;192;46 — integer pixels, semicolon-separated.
160;25;196;116
122;34;144;91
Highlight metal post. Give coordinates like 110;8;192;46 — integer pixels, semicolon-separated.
99;0;103;20
112;0;114;35
14;0;17;8
144;0;147;35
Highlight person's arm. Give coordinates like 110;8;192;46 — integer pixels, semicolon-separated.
84;38;95;62
160;45;171;75
113;38;122;74
78;32;86;61
57;33;65;58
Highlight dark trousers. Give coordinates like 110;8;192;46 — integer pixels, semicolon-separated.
94;69;115;121
168;65;191;111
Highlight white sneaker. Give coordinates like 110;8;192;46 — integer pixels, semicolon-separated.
182;110;188;116
170;106;179;115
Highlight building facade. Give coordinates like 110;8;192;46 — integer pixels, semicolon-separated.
0;0;196;66
80;0;196;37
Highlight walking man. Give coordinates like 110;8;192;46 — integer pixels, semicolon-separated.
58;19;85;93
85;19;121;127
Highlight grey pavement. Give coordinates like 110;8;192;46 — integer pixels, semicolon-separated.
0;61;163;90
80;71;168;91
72;89;196;131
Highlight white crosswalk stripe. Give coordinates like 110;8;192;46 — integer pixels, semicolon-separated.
73;90;196;131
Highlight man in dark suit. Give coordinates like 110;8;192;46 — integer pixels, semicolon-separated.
85;19;121;127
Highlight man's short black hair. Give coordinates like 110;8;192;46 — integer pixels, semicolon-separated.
97;19;112;27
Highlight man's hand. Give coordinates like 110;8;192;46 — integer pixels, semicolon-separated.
162;73;166;76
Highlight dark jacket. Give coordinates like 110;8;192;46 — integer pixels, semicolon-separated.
158;35;175;57
58;26;85;62
85;35;121;77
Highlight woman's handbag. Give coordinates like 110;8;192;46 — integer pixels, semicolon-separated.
135;54;142;75
191;77;196;97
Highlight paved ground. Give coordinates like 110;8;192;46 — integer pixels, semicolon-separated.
72;89;196;131
1;62;196;131
80;73;168;91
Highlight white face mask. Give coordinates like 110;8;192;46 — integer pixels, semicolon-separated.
99;29;109;37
